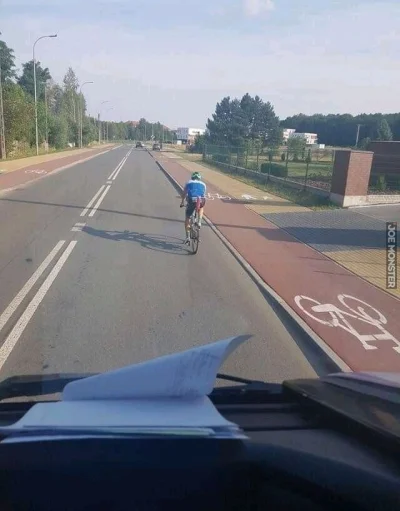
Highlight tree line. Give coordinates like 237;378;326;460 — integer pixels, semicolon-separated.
0;38;171;158
281;113;398;148
195;93;398;152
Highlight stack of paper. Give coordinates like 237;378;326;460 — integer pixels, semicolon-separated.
3;336;251;441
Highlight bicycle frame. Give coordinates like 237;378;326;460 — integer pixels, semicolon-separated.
187;197;201;254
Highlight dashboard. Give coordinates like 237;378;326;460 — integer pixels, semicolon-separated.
0;392;399;510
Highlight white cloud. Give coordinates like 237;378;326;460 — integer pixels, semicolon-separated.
243;0;275;17
1;1;400;126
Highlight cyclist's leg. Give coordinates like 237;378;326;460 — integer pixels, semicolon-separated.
198;198;206;226
185;203;194;242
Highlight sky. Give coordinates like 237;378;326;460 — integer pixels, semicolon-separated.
1;0;399;128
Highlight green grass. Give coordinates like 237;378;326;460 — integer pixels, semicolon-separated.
172;152;203;162
202;159;338;210
166;149;337;209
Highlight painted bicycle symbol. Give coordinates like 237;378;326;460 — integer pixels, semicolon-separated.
206;192;231;201
295;294;400;354
25;169;47;175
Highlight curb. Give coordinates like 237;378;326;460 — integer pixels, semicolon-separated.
152;153;351;374
0;145;117;197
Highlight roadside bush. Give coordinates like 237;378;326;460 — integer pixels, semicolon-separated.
308;173;332;183
260;162;288;178
212;153;230;164
248;161;260;171
376;175;387;192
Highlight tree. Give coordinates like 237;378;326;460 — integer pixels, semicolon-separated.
207;93;281;148
359;137;371;150
240;94;280;146
207;96;248;146
46;80;63;115
188;133;206;153
376;118;393;141
63;67;78;93
62;67;79;124
0;40;17;83
2;83;34;153
18;60;51;99
48;114;68;149
287;136;306;161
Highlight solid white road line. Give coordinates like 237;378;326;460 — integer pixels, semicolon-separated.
108;148;132;180
88;185;111;217
108;149;130;180
0;240;77;372
0;241;66;335
108;160;124;180
80;185;106;217
112;157;127;180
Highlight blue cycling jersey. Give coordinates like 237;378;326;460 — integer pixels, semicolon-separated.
185;180;206;200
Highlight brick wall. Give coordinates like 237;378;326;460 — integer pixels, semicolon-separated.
330;150;351;196
346;151;373;196
330;150;373;206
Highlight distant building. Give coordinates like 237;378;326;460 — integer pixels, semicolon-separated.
283;128;296;142
289;132;318;145
176;127;206;144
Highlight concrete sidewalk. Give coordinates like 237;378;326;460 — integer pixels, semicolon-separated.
0;144;117;194
163;152;399;299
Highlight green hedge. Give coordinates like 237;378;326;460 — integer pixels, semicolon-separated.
260;162;288;178
212;154;230;164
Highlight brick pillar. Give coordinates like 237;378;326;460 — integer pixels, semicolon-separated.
330;150;373;207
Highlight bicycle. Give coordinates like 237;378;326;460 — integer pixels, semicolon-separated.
180;197;202;254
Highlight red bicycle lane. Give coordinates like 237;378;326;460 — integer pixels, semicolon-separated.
0;146;113;193
156;155;400;372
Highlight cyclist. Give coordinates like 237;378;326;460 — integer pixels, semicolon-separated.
180;171;207;244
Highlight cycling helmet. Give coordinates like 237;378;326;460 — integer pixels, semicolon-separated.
191;172;201;180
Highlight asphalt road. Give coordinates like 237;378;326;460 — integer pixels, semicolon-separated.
0;145;315;388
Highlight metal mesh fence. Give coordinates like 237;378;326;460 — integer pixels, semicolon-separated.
368;154;400;195
203;144;334;192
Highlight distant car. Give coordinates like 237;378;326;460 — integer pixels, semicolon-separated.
152;143;161;151
135;142;143;148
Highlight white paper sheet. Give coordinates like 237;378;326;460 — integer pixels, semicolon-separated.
11;397;236;429
63;335;250;401
2;336;251;438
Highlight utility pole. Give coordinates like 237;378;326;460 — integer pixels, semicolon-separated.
0;51;6;159
355;124;362;148
79;81;93;148
98;113;101;144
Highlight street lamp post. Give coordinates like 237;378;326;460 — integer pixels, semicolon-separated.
98;100;109;144
105;107;113;143
44;81;48;152
355;124;362;148
79;81;93;148
33;34;57;155
0;53;6;159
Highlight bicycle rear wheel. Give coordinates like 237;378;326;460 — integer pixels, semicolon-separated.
190;213;200;254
